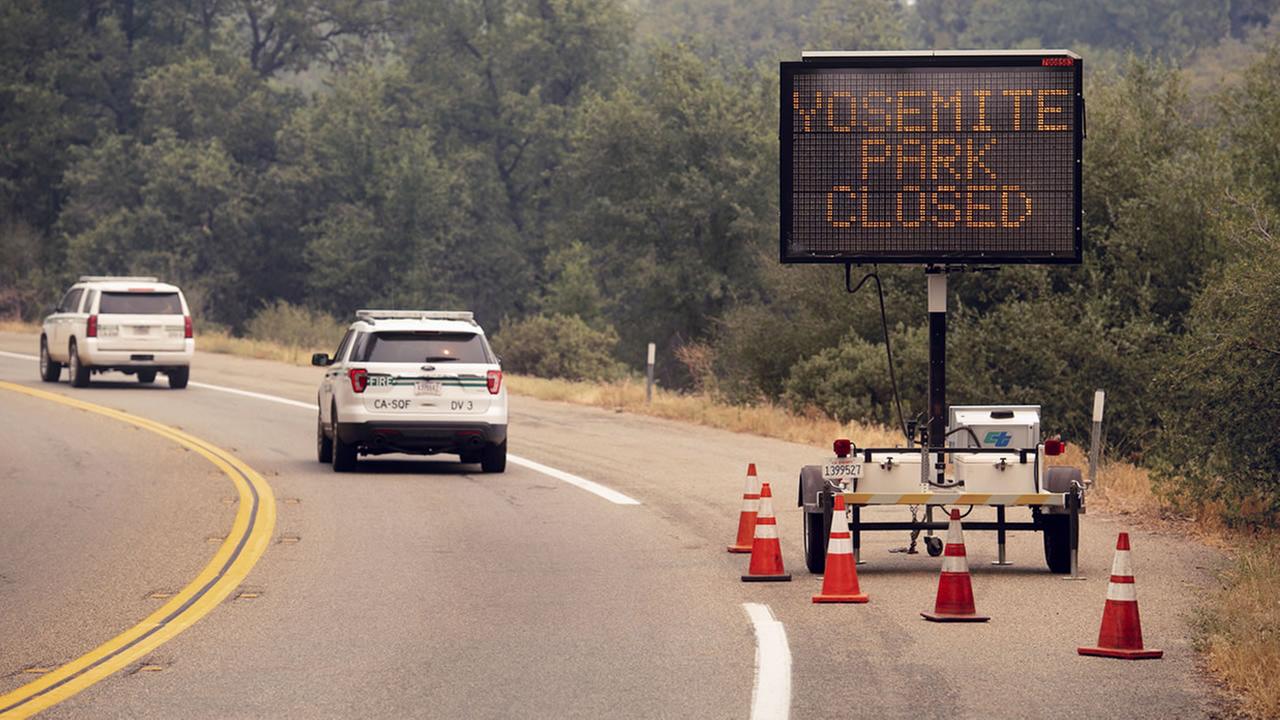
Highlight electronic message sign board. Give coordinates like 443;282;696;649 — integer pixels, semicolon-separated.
780;51;1083;264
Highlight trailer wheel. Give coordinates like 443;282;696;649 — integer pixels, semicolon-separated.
1041;514;1071;573
1041;467;1082;573
803;508;832;574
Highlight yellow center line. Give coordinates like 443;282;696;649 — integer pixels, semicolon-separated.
0;381;276;718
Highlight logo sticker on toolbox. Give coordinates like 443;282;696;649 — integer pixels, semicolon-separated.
984;431;1013;447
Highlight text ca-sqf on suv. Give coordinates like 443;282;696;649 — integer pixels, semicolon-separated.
40;276;194;389
313;310;507;473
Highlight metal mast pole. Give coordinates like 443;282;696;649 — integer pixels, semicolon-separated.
926;269;947;452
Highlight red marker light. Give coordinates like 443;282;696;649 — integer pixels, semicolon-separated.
487;369;503;395
86;315;98;338
1044;439;1066;456
833;438;852;457
348;368;369;393
183;316;193;339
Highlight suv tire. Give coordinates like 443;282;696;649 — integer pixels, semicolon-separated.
331;411;357;472
317;414;333;463
68;340;90;387
137;369;157;384
481;440;506;473
167;367;189;389
39;337;62;382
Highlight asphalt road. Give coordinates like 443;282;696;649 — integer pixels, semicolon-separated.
0;331;1225;719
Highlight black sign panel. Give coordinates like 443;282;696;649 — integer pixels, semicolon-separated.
780;53;1083;264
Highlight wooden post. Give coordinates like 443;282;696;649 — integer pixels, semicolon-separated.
1088;390;1105;486
645;342;655;404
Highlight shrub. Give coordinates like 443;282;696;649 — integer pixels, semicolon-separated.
1151;218;1280;528
245;300;346;350
782;325;928;429
492;314;628;381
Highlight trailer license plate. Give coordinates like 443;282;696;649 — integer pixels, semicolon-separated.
822;460;861;481
415;381;442;396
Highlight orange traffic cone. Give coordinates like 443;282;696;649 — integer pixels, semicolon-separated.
813;494;867;603
742;482;791;582
921;508;989;622
1078;532;1163;659
728;463;760;553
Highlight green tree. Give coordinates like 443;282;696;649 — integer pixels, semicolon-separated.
1152;201;1280;526
555;46;775;380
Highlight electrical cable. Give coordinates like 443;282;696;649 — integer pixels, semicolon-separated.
845;263;910;444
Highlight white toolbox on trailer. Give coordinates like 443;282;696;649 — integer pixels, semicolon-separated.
949;405;1041;450
857;452;927;493
954;453;1036;494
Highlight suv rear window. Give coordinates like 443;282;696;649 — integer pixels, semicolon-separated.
99;292;183;315
353;332;493;363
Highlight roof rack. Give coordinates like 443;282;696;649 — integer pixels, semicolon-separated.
355;309;476;325
78;275;160;283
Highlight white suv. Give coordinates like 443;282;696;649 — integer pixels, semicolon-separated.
40;276;194;389
313;310;508;473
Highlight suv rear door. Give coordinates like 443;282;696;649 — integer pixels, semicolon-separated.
49;288;85;357
95;290;188;352
349;330;496;418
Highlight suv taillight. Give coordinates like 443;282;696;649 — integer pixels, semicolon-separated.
184;315;193;339
86;315;98;338
348;368;369;393
487;369;503;395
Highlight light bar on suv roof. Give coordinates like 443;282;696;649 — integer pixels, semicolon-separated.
355;309;476;325
78;275;160;283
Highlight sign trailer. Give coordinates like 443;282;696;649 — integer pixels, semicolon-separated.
785;51;1088;575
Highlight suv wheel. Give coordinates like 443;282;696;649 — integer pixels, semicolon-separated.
167;366;189;389
316;414;333;463
39;337;62;382
137;369;157;384
68;340;90;387
331;411;357;472
480;440;506;473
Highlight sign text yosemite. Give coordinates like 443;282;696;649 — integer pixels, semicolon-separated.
780;53;1083;264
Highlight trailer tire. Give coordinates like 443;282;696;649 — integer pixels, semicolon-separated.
1042;514;1072;573
803;508;832;574
1044;466;1081;494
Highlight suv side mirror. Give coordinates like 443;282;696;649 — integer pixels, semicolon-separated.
311;353;331;367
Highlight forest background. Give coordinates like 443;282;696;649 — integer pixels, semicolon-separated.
2;0;1278;526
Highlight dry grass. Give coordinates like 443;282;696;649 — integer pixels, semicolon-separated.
1199;539;1280;719
507;374;900;449
0;319;38;333
197;330;328;366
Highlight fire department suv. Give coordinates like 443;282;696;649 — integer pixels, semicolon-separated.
39;276;194;388
313;310;508;473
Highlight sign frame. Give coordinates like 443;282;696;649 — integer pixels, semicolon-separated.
780;50;1084;265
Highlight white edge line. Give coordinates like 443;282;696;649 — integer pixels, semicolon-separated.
507;454;641;506
743;603;792;720
189;381;315;410
0;348;641;505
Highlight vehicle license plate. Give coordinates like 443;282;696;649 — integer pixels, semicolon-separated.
132;325;151;335
415;381;442;396
822;459;862;481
